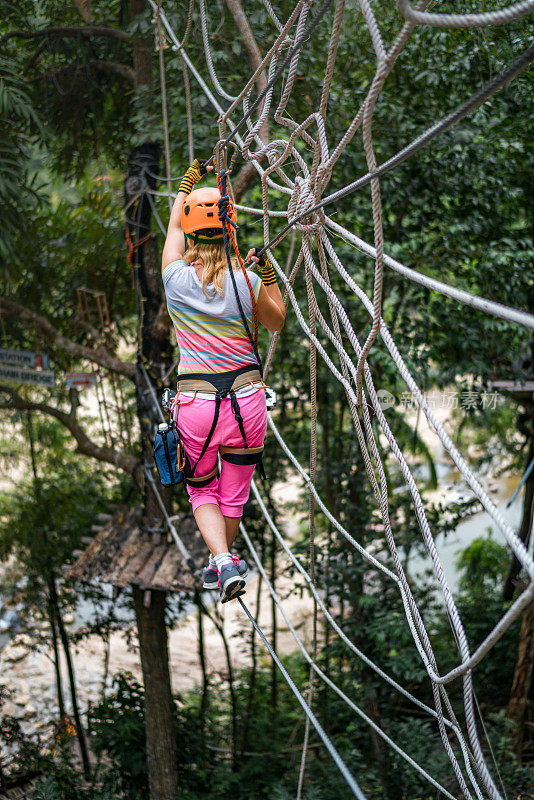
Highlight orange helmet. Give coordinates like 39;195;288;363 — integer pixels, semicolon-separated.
181;187;237;243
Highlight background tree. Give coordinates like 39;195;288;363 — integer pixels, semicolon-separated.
0;0;533;797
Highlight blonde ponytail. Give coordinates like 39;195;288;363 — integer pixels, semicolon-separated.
184;242;238;297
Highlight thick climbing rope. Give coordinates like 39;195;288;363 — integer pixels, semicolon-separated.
253;40;534;258
296;251;319;799
208;0;334;162
398;0;534;28
145;3;534;798
155;1;172;211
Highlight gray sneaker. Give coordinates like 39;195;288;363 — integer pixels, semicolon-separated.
218;562;246;603
202;555;248;590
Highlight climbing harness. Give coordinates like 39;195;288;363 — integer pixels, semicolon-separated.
173;365;267;487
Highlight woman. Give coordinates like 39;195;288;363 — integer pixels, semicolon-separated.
161;158;285;602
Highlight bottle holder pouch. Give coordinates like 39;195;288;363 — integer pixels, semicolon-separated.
153;423;188;487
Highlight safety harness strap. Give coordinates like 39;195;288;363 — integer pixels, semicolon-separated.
189;394;221;478
176;365;261;395
220;445;264;465
185;463;219;487
220;445;266;480
229;390;248;449
176;367;267;485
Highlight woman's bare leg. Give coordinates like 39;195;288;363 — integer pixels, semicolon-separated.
194;503;228;556
224;516;241;551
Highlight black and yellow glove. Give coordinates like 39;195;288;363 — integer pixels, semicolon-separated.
251;248;277;285
179;158;208;195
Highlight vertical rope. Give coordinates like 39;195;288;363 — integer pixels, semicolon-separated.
215;171;263;374
181;57;194;163
297;237;319;799
156;1;173;211
263;246;304;380
216;170;261;355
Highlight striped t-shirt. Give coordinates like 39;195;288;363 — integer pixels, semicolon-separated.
163;260;262;374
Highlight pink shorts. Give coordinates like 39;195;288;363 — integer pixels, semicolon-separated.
174;391;267;517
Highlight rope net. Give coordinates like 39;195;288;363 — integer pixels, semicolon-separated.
143;2;534;798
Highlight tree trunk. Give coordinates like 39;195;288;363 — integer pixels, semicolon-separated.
195;591;209;764
49;574;91;777
49;609;66;724
364;683;395;800
133;587;179;799
126;138;180;798
503;437;534;602
125;0;180;788
507;598;534;761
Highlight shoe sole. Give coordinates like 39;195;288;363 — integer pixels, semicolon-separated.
220;575;246;603
203;568;248;591
221;588;246;604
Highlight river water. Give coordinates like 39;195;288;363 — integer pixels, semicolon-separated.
406;465;527;597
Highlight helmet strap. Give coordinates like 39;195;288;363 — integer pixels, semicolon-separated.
189;231;224;246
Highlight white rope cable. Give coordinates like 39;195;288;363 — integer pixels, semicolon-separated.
325;217;534;330
250;479;461;731
240;525;460;800
398;0;534;28
140;361;165;423
147;5;534;798
261;0;290;36
199;0;237;102
237;592;368;799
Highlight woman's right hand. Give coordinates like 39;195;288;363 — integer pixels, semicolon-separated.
246;248;261;265
179;158;213;195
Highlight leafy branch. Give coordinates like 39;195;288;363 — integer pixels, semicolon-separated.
32;60;135;86
0;299;135;379
0;383;139;478
0;26;129;47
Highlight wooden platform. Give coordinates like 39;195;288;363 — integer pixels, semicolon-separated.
68;506;205;593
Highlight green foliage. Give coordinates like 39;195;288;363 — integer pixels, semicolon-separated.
33;756;116;800
456;534;509;594
88;675;148;800
33;648;533;800
0;422;129;624
0;53;44;262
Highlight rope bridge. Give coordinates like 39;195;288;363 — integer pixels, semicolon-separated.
134;2;534;798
